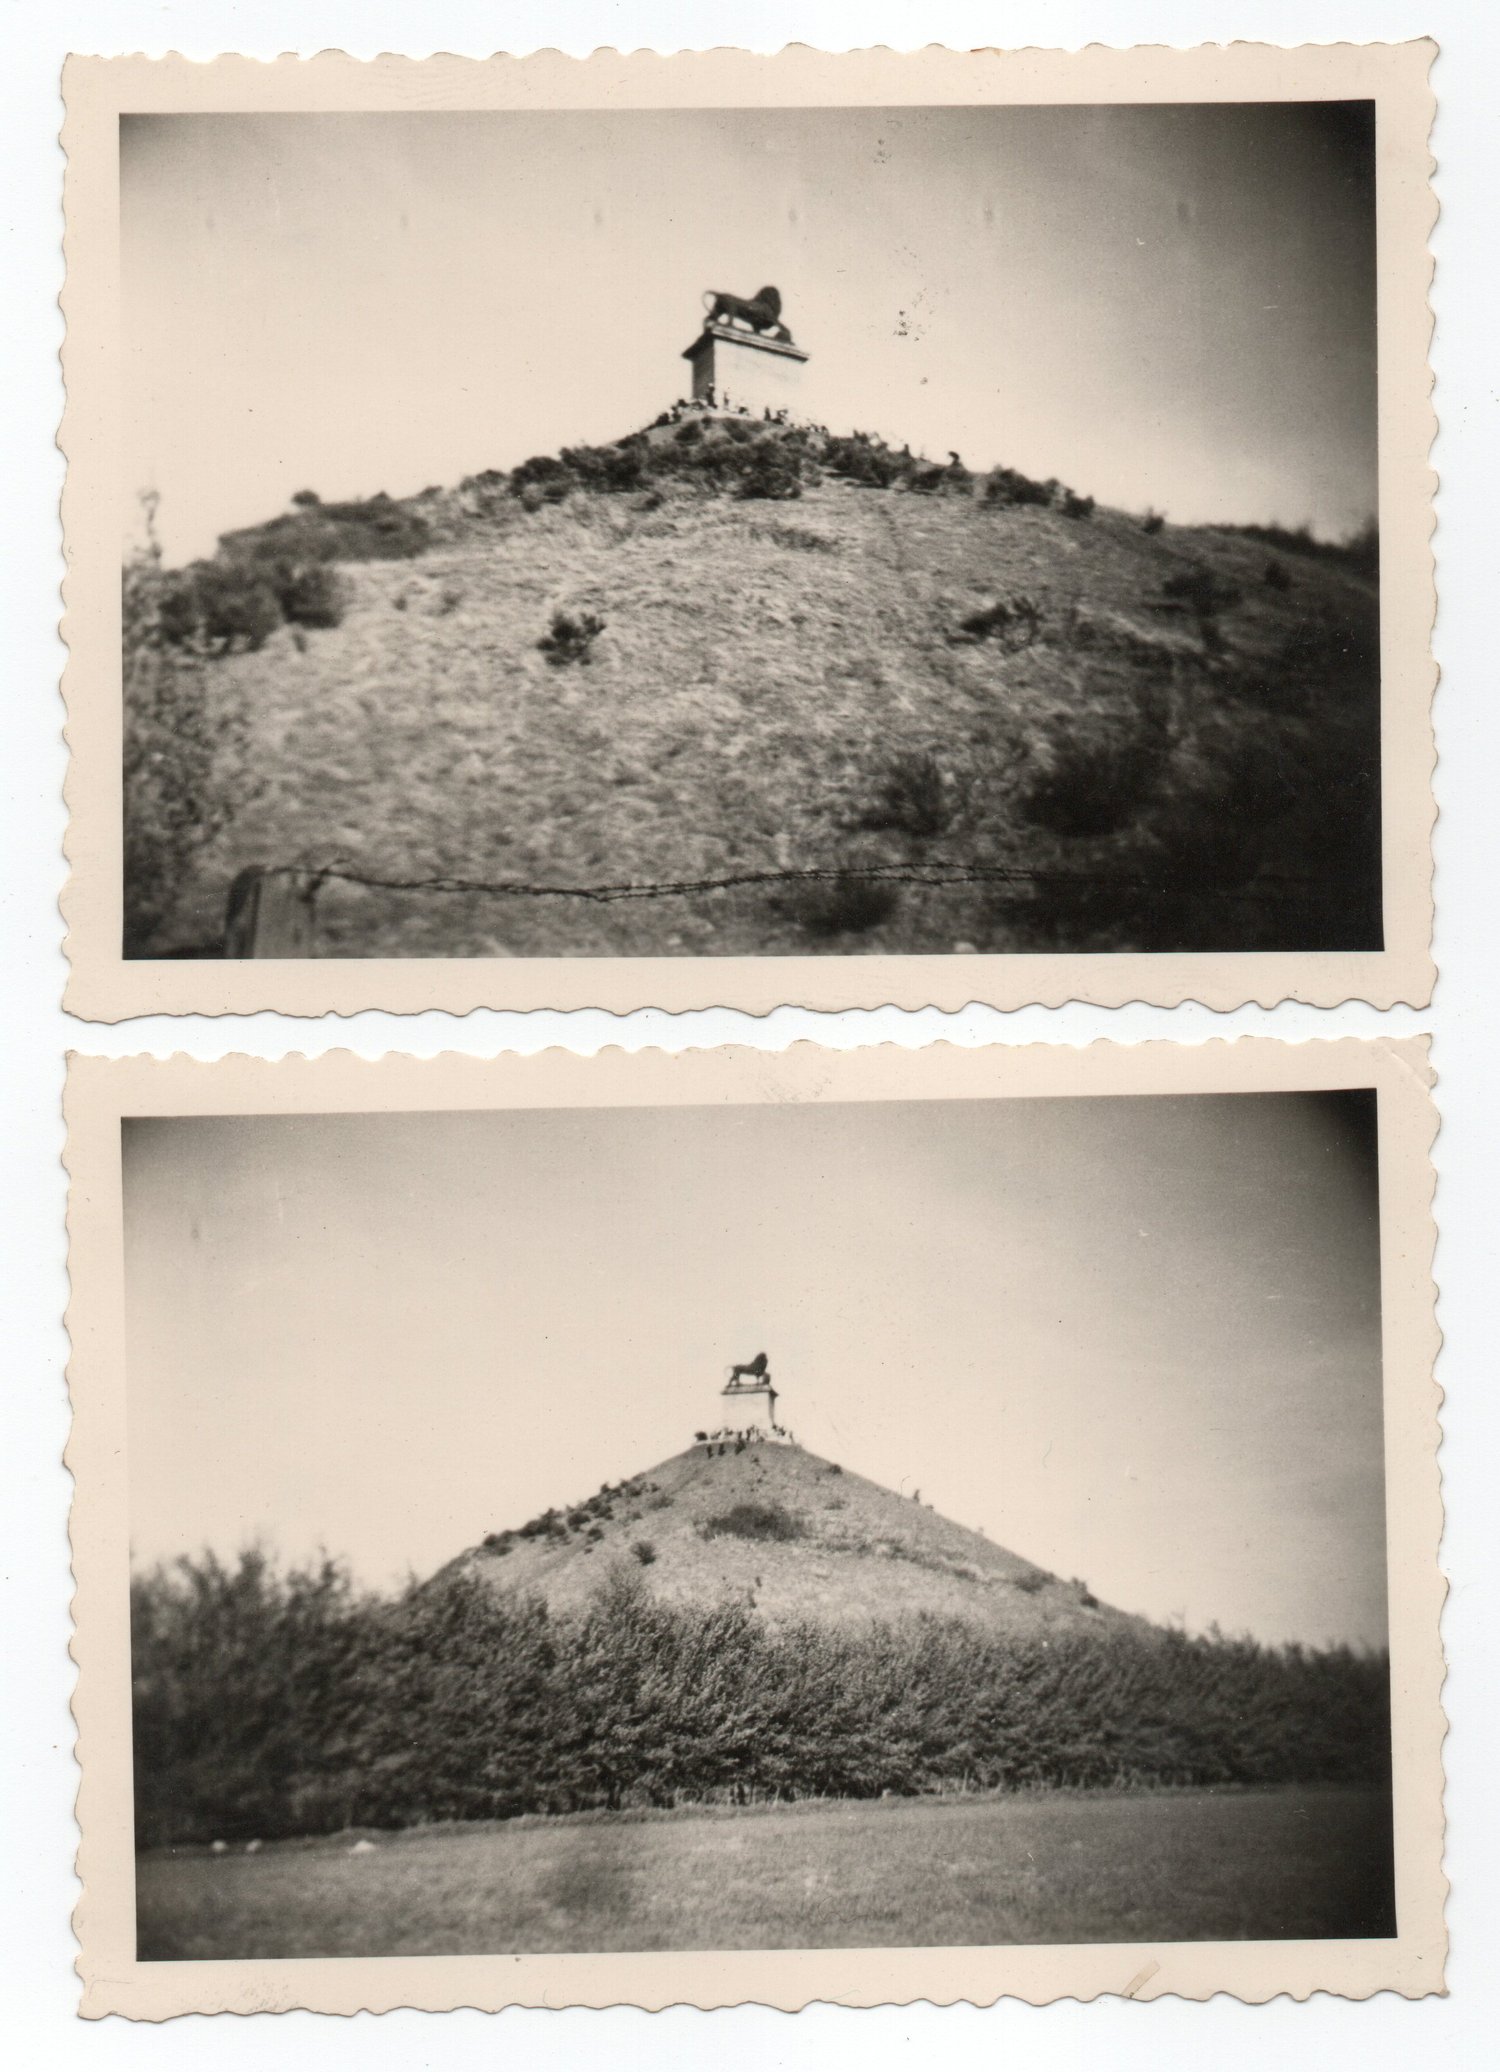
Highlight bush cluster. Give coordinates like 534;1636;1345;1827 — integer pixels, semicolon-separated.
392;425;1105;520
538;609;606;666
857;751;955;839
702;1501;802;1543
510;454;574;503
821;435;902;488
911;457;972;495
508;425;816;505
122;528;259;954
130;1551;1393;1846
560;443;645;492
735;443;803;501
495;424;1044;507
1215;518;1378;581
1020;689;1177;840
1161;567;1244;621
157;560;284;654
222;492;430;565
483;1478;651;1555
953;594;1043;651
982;465;1055;509
266;560;350;630
152;508;368;661
818;438;975;496
980;467;1098;518
777;876;901;939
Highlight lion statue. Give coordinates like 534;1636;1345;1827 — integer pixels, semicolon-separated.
703;286;793;344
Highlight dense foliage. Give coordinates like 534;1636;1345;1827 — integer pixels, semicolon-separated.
1214;517;1379;581
122;503;259;955
131;1551;1392;1848
218;491;431;564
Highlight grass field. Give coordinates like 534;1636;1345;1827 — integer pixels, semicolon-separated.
135;1785;1394;1959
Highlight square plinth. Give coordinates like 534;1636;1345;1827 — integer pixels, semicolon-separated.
682;323;809;417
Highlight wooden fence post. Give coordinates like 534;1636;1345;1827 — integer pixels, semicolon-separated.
222;868;323;957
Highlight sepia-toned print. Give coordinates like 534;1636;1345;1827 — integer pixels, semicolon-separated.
65;1040;1445;2015
60;43;1435;1016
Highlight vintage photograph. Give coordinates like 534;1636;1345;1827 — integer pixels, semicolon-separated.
120;101;1384;963
59;46;1436;1015
121;1089;1397;1961
59;1038;1446;2017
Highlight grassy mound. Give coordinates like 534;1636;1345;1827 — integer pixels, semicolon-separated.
125;423;1381;960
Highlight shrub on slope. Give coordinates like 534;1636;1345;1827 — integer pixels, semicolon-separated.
702;1500;803;1542
736;443;803;500
220;493;431;565
157;560;284;655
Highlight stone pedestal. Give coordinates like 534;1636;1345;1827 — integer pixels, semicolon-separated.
682;322;810;418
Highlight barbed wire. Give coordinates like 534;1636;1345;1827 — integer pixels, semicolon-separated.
257;858;1349;911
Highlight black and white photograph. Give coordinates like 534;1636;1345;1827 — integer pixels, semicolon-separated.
54;44;1435;1013
118;98;1383;964
117;1078;1399;1966
16;2;1497;2062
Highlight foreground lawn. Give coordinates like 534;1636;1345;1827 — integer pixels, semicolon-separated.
136;1785;1394;1958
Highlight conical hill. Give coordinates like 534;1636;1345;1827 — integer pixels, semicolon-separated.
449;1440;1137;1639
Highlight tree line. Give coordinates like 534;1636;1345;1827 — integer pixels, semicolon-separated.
130;1550;1391;1849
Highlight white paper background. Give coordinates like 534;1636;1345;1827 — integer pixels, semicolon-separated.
3;0;1493;2063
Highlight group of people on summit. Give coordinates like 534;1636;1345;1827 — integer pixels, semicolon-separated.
694;1423;795;1456
651;393;804;428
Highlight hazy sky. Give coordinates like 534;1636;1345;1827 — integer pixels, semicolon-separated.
121;103;1378;566
123;1091;1386;1649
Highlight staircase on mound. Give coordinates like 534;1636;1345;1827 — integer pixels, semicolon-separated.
454;1438;1130;1639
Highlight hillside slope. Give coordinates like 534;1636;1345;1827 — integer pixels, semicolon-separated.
150;424;1381;958
447;1439;1137;1640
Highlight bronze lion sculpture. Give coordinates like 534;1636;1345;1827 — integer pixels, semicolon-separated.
703;286;793;344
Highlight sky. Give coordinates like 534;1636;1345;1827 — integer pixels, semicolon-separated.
120;103;1379;566
122;1089;1387;1650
